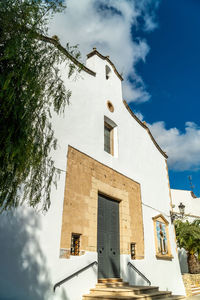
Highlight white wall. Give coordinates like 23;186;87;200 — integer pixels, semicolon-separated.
0;52;186;299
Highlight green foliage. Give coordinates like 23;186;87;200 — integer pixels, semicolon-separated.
175;219;200;273
175;219;200;268
175;219;200;258
0;0;80;211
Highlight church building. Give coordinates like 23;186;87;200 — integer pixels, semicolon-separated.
0;49;186;300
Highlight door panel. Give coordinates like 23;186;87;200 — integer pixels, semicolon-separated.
97;194;120;278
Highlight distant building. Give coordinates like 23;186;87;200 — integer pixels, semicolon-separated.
0;49;186;300
171;189;200;273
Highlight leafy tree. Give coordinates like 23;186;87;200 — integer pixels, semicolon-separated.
175;219;200;274
0;0;91;211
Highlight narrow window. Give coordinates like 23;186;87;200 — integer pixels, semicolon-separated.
130;243;136;259
70;233;81;256
104;122;113;154
105;65;111;80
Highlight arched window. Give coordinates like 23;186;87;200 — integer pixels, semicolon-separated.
152;214;173;260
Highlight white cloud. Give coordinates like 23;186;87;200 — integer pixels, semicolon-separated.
149;121;200;171
135;0;161;32
134;111;144;122
49;1;200;172
49;0;160;103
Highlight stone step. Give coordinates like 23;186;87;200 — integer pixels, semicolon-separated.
83;278;185;300
95;284;158;294
191;285;200;295
155;297;185;300
83;290;172;300
82;294;184;300
126;286;159;295
90;287;160;297
191;290;200;295
192;292;200;296
98;278;123;283
96;282;129;288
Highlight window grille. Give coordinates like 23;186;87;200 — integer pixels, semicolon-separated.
130;243;136;259
70;233;80;256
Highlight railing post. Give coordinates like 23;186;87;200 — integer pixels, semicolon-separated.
127;262;151;286
53;261;98;292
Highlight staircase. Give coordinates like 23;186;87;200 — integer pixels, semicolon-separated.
82;278;185;300
191;284;200;296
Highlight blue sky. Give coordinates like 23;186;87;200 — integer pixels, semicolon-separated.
51;0;200;195
130;0;200;195
134;0;200;128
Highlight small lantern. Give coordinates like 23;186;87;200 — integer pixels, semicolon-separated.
130;243;136;259
178;202;185;218
171;202;186;223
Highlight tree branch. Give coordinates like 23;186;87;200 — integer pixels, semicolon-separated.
35;33;96;76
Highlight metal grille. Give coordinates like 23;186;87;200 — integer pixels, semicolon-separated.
71;234;80;256
131;243;136;259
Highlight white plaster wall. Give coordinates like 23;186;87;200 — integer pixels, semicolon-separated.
0;53;185;299
120;204;185;295
0;178;98;300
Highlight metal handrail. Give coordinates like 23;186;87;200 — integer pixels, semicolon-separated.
53;261;98;292
127;262;151;286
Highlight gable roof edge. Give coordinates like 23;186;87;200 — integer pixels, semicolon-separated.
87;49;123;81
123;100;168;159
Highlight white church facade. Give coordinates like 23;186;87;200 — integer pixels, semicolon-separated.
0;49;186;300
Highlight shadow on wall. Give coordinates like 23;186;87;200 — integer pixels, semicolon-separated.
178;249;189;274
0;208;68;300
121;257;148;287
